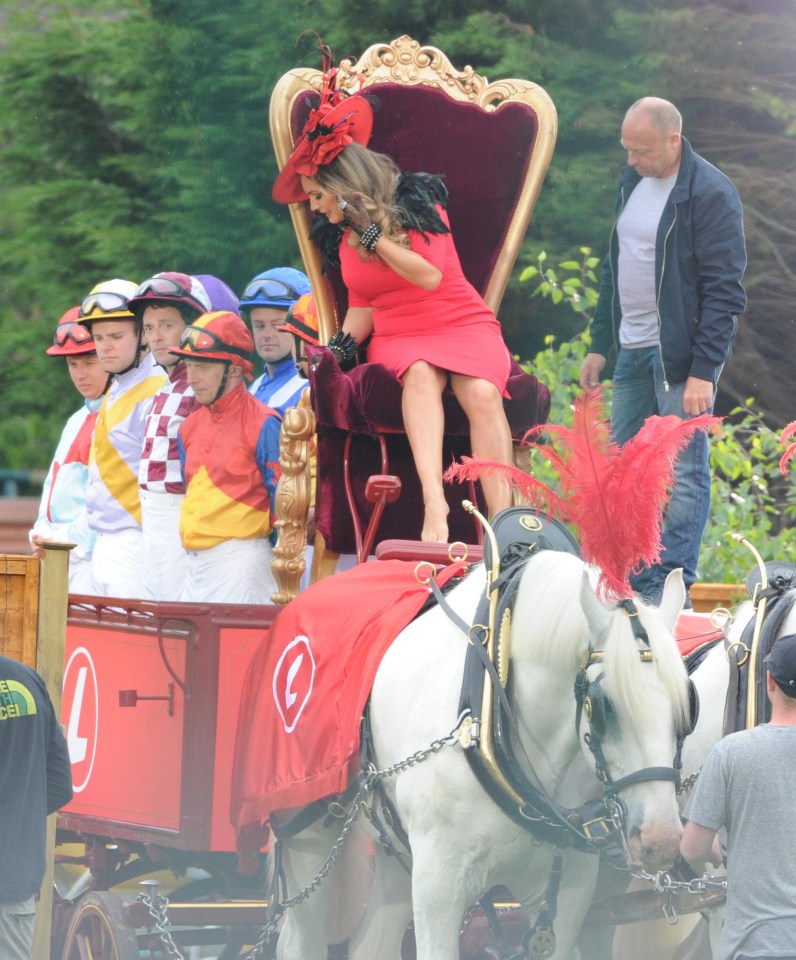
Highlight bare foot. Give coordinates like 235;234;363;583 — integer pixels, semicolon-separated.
421;498;449;543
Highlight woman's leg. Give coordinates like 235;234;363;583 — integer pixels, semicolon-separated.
451;374;514;518
401;360;450;542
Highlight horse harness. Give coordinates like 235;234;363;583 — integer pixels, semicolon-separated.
429;508;698;858
399;506;698;960
725;561;796;734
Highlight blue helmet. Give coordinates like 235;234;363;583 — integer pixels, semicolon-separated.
239;267;311;319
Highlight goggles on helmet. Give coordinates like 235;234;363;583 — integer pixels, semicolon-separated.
241;278;303;304
54;323;94;348
134;276;208;311
80;291;131;317
178;325;252;360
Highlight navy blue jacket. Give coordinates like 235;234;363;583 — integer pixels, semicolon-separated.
591;136;746;386
0;656;73;902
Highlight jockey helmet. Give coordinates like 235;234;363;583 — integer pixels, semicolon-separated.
77;279;139;325
239;267;311;317
127;272;211;321
168;310;255;379
46;307;97;356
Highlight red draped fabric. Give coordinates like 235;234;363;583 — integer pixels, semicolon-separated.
231;558;468;855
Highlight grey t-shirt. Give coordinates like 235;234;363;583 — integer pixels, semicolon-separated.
617;173;677;348
684;724;796;960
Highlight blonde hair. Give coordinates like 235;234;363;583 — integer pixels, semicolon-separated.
314;143;409;246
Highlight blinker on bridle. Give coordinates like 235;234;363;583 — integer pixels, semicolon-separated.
575;598;698;797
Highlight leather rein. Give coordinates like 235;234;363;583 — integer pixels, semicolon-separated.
434;537;691;861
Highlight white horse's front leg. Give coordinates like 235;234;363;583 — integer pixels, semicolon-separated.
349;845;412;960
276;819;368;960
410;842;476;960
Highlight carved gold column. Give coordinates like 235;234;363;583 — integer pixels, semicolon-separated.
271;391;315;603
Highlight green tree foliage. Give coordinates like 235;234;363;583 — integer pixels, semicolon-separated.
0;0;793;477
0;0;315;465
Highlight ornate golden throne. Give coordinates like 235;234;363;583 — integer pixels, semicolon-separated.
270;35;557;599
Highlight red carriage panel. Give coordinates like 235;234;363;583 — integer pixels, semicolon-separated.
58;600;277;852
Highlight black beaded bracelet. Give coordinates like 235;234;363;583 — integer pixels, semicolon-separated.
326;331;359;370
360;222;383;253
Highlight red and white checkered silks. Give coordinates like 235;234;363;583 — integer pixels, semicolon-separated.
138;363;198;493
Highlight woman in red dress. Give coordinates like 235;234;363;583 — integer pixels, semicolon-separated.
274;85;515;542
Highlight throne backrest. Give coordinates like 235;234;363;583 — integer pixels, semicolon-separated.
270;35;558;339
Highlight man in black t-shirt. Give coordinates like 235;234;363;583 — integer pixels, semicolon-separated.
0;655;72;960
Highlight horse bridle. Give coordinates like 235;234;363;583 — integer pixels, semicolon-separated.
574;599;700;802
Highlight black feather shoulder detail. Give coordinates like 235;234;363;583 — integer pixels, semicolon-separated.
394;172;449;237
308;171;450;270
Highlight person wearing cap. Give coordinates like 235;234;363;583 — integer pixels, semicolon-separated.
681;634;796;960
128;272;211;601
239;267;312;416
78;278;166;598
273;72;515;544
29;308;110;593
170;311;282;604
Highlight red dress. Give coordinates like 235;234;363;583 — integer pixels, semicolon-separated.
340;207;511;396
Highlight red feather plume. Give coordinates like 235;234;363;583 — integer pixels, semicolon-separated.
780;420;796;475
444;388;720;599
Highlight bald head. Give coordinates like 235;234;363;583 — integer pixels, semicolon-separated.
621;98;683;179
626;97;683;135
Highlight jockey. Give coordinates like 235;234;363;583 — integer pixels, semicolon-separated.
278;291;320;378
29;309;110;593
128;272;211;601
239;266;311;415
170;311;282;604
77;279;166;599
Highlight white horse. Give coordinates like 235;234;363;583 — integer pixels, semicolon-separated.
272;550;691;960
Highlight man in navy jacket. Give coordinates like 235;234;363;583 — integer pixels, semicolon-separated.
0;656;72;959
580;97;746;604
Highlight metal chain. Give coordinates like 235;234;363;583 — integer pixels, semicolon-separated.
632;869;727;924
137;884;185;960
245;724;461;958
676;770;700;795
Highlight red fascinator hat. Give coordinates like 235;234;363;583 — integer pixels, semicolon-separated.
272;47;374;204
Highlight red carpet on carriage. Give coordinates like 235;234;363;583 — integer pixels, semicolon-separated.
231;558;466;849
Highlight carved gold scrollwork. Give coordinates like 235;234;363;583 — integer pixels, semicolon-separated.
271;391;316;604
337;36;485;99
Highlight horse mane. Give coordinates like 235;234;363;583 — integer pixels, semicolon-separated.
602;598;689;732
511;552;592;673
511;550;689;730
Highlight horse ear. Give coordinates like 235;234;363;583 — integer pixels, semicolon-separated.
657;568;686;632
579;571;611;642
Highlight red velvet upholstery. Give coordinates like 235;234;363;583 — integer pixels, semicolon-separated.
289;84;539;315
308;347;551;555
295;83;551;557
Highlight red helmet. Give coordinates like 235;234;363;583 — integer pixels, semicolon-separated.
168;311;255;378
46;307;97;357
127;272;211;319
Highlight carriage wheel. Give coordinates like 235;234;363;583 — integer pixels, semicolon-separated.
61;891;140;960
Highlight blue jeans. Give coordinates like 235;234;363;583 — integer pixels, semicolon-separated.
611;346;716;602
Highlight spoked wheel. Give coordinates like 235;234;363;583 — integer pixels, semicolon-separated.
61;891;139;960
